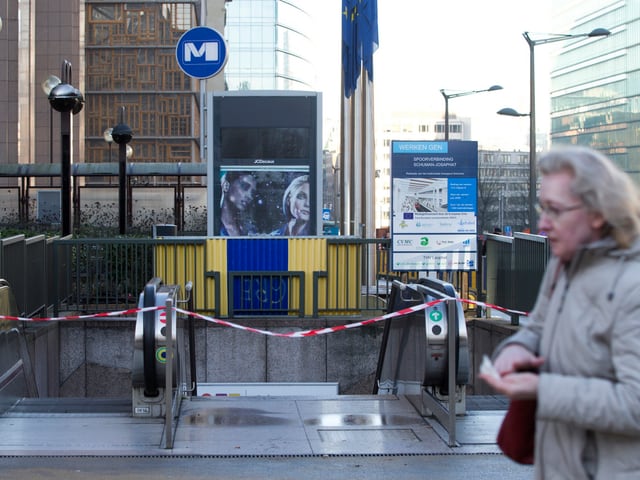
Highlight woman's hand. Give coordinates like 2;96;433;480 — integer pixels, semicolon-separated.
493;344;545;375
480;370;540;400
478;344;545;400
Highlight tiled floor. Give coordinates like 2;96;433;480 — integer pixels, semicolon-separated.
0;395;506;457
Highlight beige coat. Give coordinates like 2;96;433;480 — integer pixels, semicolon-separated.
497;236;640;479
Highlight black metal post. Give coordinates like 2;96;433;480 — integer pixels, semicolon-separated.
49;108;53;187
60;111;71;236
47;59;84;237
111;107;133;235
118;142;127;235
444;94;449;141
525;33;537;231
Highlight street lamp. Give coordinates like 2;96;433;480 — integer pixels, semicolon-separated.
506;28;610;230
497;107;529;118
440;85;503;141
47;60;84;236
111;106;133;235
42;75;62;187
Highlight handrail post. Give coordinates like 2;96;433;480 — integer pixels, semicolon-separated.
165;297;174;449
446;297;457;446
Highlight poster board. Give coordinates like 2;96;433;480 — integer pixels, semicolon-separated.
390;140;478;271
206;92;321;237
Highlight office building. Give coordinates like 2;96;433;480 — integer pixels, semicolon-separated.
0;1;230;173
550;0;640;181
224;0;314;91
85;2;202;169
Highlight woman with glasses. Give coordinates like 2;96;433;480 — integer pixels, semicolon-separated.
481;146;640;479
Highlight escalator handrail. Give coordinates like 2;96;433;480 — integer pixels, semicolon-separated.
142;277;162;397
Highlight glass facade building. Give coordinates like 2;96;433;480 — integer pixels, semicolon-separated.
224;0;314;91
550;0;640;181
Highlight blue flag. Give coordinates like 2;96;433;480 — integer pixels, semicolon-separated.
342;0;358;98
359;0;378;83
342;0;378;98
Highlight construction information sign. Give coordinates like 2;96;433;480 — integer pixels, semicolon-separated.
390;140;478;271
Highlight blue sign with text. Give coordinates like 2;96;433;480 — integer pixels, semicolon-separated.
390;140;479;271
176;26;228;79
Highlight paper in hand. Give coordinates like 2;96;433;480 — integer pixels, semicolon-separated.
480;354;500;380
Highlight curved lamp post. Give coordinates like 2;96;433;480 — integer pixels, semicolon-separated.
501;28;610;230
497;107;529;118
440;85;503;141
47;60;84;236
42;75;62;187
111;107;133;235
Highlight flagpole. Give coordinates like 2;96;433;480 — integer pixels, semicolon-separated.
340;0;378;238
362;69;375;241
352;72;363;237
340;87;351;236
362;69;377;286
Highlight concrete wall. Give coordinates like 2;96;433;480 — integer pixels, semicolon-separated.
466;319;519;395
10;317;518;398
57;318;384;396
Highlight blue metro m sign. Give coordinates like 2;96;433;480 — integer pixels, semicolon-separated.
176;26;228;79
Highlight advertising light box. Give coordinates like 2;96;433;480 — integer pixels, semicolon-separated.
207;92;321;237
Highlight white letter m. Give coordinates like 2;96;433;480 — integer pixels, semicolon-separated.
184;42;219;62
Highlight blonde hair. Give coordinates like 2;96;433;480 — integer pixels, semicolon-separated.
282;175;309;220
538;146;640;248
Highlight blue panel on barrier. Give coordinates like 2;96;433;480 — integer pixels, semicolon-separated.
227;239;289;314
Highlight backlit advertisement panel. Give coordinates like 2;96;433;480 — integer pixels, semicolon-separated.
217;164;311;236
207;92;321;236
391;141;478;271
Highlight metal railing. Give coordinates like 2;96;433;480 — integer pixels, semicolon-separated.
0;234;550;320
228;271;305;317
484;232;551;323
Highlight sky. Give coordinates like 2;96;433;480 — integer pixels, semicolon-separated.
311;0;553;150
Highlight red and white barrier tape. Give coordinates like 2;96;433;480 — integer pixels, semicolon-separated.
174;298;528;338
174;300;446;338
0;298;528;338
0;305;163;323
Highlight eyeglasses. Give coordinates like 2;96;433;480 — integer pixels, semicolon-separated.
535;202;583;220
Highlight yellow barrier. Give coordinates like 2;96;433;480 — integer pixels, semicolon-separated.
154;238;363;317
153;238;480;318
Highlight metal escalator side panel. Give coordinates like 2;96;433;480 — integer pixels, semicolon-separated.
142;282;159;397
423;303;448;387
455;301;470;385
415;278;469;388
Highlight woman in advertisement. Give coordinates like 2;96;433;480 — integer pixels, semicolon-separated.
219;171;258;236
272;175;310;236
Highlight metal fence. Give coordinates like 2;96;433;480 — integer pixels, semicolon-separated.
484;232;551;323
0;234;70;318
513;233;550;312
0;234;550;320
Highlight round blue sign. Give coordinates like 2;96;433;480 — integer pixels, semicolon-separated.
176;26;228;79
